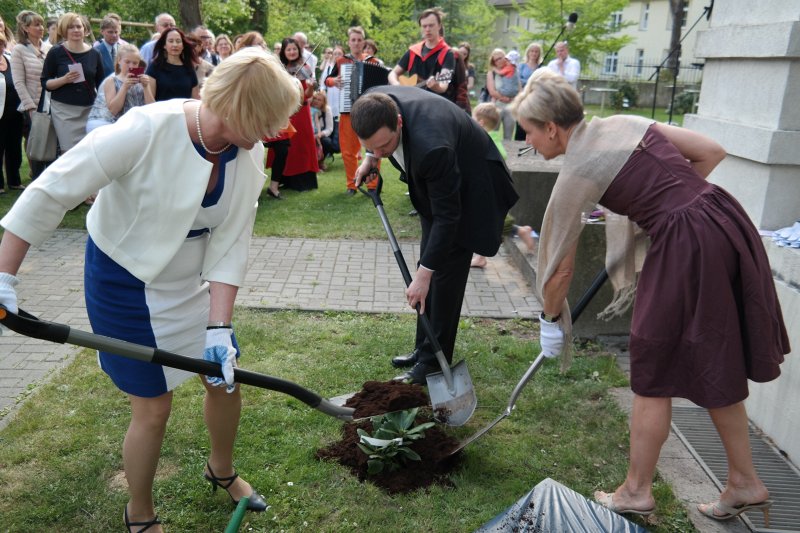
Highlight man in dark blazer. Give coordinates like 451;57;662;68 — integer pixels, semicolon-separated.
351;86;519;383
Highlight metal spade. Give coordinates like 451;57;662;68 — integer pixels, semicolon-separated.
358;184;477;427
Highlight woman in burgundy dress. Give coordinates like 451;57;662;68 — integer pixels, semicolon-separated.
265;37;318;193
512;70;789;525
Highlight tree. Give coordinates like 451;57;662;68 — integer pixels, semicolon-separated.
517;0;633;67
666;0;686;74
179;0;202;31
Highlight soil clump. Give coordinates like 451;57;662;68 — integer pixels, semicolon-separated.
316;380;463;494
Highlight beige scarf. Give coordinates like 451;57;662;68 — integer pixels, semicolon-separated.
537;115;653;370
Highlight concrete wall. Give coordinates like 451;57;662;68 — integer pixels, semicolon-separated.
686;1;800;466
750;241;800;465
503;141;633;337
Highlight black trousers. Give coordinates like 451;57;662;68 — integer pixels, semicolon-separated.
0;110;24;188
413;216;473;366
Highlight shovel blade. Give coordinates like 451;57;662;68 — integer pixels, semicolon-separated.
328;392;356;407
426;359;477;426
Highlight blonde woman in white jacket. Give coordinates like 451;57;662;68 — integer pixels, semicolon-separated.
0;48;300;532
10;10;51;177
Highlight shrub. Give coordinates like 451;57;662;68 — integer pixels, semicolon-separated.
611;80;638;109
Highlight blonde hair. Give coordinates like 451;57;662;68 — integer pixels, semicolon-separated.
524;42;543;63
347;26;365;38
16;10;44;44
201;47;301;141
488;48;506;68
473;102;501;131
114;43;140;74
311;90;328;109
510;69;583;128
56;13;86;44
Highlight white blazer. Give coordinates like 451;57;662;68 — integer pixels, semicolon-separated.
1;99;267;286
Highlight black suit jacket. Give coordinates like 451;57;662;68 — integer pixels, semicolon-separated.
373;86;518;270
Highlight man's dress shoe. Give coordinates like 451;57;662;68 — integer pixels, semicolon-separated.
391;349;419;368
393;361;440;385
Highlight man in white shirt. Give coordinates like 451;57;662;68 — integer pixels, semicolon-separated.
140;13;176;66
547;41;581;90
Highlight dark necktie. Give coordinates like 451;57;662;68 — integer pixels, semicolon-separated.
110;44;116;65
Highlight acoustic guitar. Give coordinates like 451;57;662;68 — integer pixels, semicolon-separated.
397;69;453;89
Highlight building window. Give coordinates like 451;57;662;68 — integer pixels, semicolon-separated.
504;14;510;32
640;2;650;30
682;2;690;27
636;49;645;76
609;11;623;31
603;52;619;75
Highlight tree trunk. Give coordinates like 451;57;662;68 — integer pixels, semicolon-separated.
180;0;203;31
251;0;267;34
667;0;686;75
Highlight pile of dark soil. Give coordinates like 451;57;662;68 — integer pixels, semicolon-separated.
316;380;463;494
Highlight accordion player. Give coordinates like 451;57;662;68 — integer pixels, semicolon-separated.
339;61;390;113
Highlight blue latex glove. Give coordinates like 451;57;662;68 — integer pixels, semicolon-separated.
204;328;238;393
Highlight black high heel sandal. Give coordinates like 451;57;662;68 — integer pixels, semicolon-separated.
203;462;269;512
124;505;161;532
266;188;282;200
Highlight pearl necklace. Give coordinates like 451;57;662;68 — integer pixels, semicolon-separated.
195;104;230;155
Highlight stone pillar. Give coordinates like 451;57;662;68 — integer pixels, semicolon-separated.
685;1;800;465
684;1;800;230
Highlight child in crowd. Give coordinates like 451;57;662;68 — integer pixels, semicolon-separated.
310;90;334;171
470;103;537;268
86;44;154;133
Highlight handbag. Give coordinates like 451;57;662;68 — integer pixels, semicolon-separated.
27;91;57;162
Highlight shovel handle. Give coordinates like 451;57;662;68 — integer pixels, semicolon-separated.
0;306;355;420
358;182;456;391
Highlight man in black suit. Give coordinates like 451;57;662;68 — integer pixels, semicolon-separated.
351;86;519;384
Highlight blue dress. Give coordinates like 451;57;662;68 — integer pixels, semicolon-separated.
86;145;239;397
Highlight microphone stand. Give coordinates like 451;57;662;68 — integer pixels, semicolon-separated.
647;2;713;121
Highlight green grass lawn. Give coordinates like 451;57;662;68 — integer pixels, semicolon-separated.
0;311;693;532
0;138;697;532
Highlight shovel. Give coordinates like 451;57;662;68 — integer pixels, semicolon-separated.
447;267;610;455
358;184;477;427
0;306;358;421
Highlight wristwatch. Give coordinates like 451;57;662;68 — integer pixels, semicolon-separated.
207;321;231;329
540;311;561;323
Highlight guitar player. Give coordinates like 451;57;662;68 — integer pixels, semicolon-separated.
387;7;455;99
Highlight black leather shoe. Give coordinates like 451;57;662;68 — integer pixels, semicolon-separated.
391;349;419;368
204;462;270;512
393;362;440;385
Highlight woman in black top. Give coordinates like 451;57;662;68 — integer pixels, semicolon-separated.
41;12;102;152
146;27;200;101
0;33;23;192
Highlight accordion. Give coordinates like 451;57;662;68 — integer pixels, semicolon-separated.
339;61;390;113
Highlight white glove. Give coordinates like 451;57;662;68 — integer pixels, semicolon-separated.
203;328;238;393
539;314;564;358
0;273;19;314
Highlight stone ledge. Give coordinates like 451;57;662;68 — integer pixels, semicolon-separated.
696;21;800;58
684;115;800;165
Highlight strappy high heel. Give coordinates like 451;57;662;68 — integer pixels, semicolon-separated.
698;499;773;527
124;505;161;532
203;462;269;512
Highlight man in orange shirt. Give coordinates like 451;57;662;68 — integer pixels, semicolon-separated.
324;26;380;195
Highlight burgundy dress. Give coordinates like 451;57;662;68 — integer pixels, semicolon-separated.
599;125;789;408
